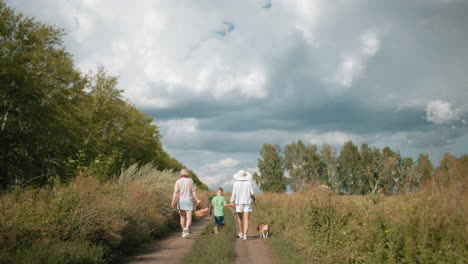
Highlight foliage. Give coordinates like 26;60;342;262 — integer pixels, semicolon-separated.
253;154;468;263
257;140;430;195
256;143;287;193
284;140;322;192
0;1;206;190
0;165;181;263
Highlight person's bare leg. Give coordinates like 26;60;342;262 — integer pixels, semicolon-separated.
243;212;249;237
186;210;193;232
237;212;243;236
180;211;186;231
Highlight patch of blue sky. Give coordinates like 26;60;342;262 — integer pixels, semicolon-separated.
215;21;235;37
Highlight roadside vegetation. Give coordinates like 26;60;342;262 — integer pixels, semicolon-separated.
182;210;237;264
0;165;184;263
254;153;467;263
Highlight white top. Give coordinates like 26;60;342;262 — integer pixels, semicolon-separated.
230;180;255;205
174;177;196;200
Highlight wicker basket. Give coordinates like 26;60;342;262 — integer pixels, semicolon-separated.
194;201;209;219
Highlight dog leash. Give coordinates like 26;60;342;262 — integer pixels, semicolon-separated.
252;197;265;221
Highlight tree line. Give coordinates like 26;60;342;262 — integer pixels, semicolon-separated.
255;140;435;195
0;1;207;189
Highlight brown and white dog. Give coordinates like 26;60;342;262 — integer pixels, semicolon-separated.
257;223;269;239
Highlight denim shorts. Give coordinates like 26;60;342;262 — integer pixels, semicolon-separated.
214;216;225;226
177;198;194;211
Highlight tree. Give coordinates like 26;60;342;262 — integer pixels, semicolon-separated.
415;153;433;186
358;144;374;194
378;147;400;195
398;156;415;194
284;140;323;191
0;2;207;189
337;141;360;194
0;1;87;187
284;141;306;192
320;144;337;189
256;144;286;193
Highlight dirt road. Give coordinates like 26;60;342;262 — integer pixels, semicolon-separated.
233;210;275;264
121;217;210;264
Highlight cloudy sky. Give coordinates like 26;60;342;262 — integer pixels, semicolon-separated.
9;0;468;190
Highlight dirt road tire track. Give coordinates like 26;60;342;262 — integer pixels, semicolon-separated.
232;209;275;264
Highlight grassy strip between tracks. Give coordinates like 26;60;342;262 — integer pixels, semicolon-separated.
182;211;237;264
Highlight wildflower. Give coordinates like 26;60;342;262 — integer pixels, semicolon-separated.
385;229;390;233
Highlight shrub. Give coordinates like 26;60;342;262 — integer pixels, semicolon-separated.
0;164;180;263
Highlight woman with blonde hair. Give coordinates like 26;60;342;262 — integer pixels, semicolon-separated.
230;170;255;240
171;168;201;238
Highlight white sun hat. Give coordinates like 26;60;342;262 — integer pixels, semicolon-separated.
233;170;252;181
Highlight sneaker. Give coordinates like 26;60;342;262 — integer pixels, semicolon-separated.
182;232;187;238
214;226;219;234
238;233;243;238
243;235;248;240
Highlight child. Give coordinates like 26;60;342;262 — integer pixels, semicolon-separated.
210;187;234;233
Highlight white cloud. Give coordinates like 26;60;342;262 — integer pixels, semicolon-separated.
197;158;241;190
426;100;457;124
10;0;325;107
196;158;261;192
334;56;364;88
360;31;380;56
158;118;200;144
333;30;380;88
307;131;362;145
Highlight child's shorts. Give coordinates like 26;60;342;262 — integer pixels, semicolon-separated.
214;216;225;226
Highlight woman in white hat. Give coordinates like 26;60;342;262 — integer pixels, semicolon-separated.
171;168;201;238
230;170;255;240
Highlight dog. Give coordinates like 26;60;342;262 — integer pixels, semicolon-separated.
257;223;269;239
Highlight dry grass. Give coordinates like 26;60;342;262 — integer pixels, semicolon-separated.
0;164;182;263
255;155;468;264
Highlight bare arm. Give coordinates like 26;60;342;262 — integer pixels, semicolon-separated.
230;183;237;204
171;191;179;208
250;182;256;204
192;190;201;204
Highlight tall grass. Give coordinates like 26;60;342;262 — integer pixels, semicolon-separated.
255;155;467;263
0;165;181;263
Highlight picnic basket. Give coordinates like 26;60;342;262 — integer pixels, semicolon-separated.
194;201;209;219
